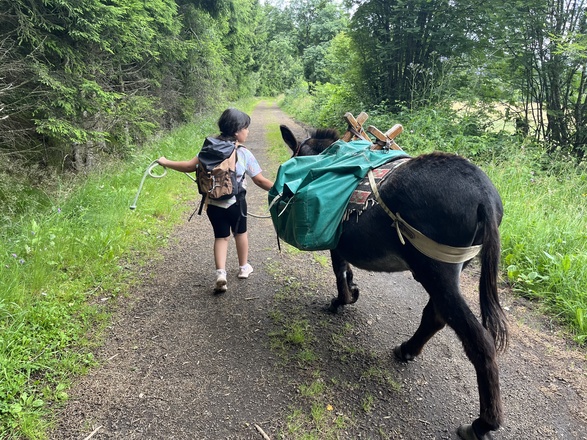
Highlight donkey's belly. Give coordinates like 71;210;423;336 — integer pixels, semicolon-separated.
337;220;410;273
345;252;410;273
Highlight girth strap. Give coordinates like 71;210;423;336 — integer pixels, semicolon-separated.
367;170;482;264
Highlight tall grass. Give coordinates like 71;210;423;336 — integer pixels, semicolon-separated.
0;114;221;438
281;87;587;344
488;157;587;341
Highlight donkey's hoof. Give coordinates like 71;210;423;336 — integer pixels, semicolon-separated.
393;344;415;362
350;285;360;303
457;424;493;440
325;298;342;313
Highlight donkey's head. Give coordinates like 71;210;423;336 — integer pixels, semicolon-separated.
280;125;339;157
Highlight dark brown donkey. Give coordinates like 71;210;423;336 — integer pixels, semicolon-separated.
279;125;508;440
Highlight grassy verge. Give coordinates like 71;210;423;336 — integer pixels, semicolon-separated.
488;157;587;341
0;100;259;438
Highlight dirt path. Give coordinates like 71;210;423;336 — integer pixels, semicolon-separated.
51;101;587;440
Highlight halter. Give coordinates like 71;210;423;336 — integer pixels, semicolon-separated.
293;136;312;157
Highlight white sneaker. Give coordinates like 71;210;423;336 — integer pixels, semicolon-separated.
237;264;253;279
215;270;227;292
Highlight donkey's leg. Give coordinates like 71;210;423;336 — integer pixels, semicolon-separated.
327;249;359;312
428;282;502;440
451;312;502;440
394;299;446;361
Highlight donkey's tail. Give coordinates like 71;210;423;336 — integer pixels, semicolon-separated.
478;204;508;353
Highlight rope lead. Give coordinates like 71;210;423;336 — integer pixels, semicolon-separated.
130;160;167;210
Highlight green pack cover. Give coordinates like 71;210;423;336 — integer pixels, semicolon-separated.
268;139;408;251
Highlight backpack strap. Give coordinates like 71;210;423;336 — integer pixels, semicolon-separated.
188;194;205;221
198;193;208;215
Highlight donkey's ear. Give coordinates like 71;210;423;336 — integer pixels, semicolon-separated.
280;125;298;153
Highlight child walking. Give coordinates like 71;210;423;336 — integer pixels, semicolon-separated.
158;108;273;292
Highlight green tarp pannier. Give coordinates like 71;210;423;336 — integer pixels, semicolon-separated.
268;139;408;251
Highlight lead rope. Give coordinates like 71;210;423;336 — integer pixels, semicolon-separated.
267;193;283;252
131;160;197;211
130;160;167;210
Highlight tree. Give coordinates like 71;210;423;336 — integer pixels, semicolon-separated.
287;0;349;87
253;10;303;96
346;0;478;110
0;0;185;169
491;0;587;158
222;0;263;99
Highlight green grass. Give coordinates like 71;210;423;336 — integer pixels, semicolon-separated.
0;110;221;438
267;121;293;164
487;157;587;341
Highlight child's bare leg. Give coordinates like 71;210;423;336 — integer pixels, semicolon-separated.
214;237;230;270
234;232;249;267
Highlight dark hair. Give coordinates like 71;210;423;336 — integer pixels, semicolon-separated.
217;108;250;141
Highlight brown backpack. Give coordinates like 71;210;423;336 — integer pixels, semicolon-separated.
195;137;244;214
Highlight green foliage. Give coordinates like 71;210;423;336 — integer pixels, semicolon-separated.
2;0;586;174
348;0;476;110
280;82;318;123
485;0;587;157
495;160;587;342
0;0;184;167
253;3;309;96
220;0;263;99
296;1;349;85
0;0;269;172
322;32;362;88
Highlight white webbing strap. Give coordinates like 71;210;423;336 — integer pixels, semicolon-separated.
367;170;481;264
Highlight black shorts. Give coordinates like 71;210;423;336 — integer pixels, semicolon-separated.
206;199;247;238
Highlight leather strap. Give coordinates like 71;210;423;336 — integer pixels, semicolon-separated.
367;170;482;264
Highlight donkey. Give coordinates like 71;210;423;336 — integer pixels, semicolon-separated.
279;124;508;440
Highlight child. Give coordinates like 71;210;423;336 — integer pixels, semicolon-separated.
158;108;273;292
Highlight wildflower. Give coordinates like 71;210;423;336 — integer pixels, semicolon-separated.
11;253;17;258
19;259;25;264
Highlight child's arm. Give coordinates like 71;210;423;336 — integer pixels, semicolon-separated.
251;173;273;191
157;156;199;173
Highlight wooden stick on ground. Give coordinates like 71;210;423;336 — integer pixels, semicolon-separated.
254;423;272;440
83;426;102;440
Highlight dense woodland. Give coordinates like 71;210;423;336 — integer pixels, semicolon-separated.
1;0;586;179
